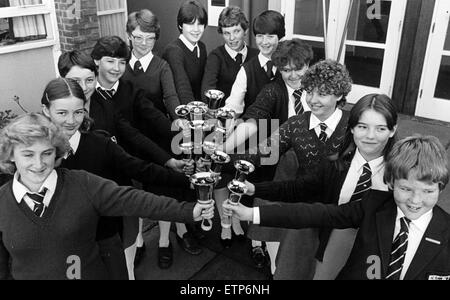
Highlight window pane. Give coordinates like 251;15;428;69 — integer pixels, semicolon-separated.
0;15;47;47
2;0;43;8
293;0;328;37
306;40;326;65
345;46;384;88
347;0;391;44
434;56;450;100
97;0;124;11
444;17;450;51
99;13;126;41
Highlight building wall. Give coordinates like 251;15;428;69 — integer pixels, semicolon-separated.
0;47;57;115
127;0;268;55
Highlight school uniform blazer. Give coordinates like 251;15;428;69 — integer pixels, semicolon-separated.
254;157;352;260
259;190;450;280
90;80;172;165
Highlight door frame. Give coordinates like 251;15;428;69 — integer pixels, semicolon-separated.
415;0;450;122
280;0;407;104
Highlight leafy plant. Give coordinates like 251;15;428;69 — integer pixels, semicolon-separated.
0;110;17;130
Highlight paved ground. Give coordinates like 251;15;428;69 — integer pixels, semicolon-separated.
135;113;450;280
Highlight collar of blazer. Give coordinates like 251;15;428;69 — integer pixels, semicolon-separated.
404;206;449;280
375;198;397;278
376;201;449;280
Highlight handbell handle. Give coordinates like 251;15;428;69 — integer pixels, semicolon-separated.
201;218;213;232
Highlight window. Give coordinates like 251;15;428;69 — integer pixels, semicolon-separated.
416;0;450;122
96;0;128;42
0;0;57;53
282;0;407;103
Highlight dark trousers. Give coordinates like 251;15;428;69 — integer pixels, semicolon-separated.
98;233;129;280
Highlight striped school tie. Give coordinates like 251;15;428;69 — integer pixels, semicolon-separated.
96;87;115;101
349;163;372;202
26;189;47;217
318;123;328;143
386;217;411;280
293;89;304;115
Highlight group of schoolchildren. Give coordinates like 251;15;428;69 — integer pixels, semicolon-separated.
0;0;449;280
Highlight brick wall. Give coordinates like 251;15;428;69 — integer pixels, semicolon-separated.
54;0;100;52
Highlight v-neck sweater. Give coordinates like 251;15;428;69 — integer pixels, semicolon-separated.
0;168;193;280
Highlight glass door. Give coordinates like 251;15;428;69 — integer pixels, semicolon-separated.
416;0;450;122
282;0;407;103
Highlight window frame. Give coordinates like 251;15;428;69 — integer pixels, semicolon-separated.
0;0;59;55
96;0;128;41
281;0;407;103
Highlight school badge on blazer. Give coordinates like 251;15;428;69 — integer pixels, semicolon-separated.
428;274;450;280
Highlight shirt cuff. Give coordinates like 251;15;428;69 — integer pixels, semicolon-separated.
253;207;261;225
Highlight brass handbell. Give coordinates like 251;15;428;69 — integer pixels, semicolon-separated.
205;89;225;117
222;180;248;229
234;160;255;182
210;150;231;179
190;172;217;231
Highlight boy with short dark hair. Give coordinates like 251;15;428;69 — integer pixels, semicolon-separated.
225;135;450;280
201;6;259;103
162;0;208;104
90;36;177;159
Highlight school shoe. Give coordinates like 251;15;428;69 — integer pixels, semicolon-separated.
251;246;267;269
176;232;203;255
158;243;173;269
134;244;146;267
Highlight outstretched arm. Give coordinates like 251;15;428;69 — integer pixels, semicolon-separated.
80;171;213;222
107;138;190;189
223;199;363;230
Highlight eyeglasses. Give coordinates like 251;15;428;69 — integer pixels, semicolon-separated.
131;34;156;43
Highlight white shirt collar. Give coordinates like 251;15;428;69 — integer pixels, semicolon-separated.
130;51;154;73
224;43;248;62
309;108;343;132
353;149;385;176
179;34;199;57
96;81;119;94
396;207;433;234
286;84;311;116
13;170;58;207
258;53;271;68
68;131;81;155
286;84;296;96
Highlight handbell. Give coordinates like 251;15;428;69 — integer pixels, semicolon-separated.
187;101;208;121
210;150;230;178
205;90;225;116
201;141;217;162
216;107;236;133
179;142;194;161
179;142;194;177
189;120;208;148
227;180;248;204
175;105;191;120
222;180;248;229
190;172;217;231
234;160;255;182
